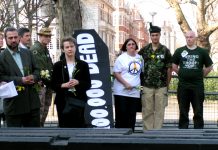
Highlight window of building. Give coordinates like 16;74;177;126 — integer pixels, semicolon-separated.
47;42;53;50
101;4;104;9
119;32;124;44
100;9;103;20
56;38;60;50
108;13;113;24
113;13;118;26
119;0;124;8
119;15;124;26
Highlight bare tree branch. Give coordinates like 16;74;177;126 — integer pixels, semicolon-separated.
166;0;191;33
197;0;206;30
166;0;218;51
205;0;217;10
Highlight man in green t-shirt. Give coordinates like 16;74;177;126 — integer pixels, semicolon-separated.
172;30;213;129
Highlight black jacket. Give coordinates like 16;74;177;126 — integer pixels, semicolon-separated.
51;58;91;105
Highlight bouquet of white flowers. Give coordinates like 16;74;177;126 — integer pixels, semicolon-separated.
40;70;50;80
135;85;143;91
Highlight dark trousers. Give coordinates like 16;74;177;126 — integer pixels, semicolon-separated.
56;103;86;128
5;109;40;127
114;95;140;131
177;85;204;129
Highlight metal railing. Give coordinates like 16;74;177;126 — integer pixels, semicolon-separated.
38;76;218;128
165;75;218;128
168;75;218;98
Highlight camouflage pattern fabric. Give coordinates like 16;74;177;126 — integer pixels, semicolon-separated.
139;43;172;88
30;41;53;127
30;41;53;79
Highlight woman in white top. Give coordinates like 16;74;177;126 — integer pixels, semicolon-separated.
113;38;143;131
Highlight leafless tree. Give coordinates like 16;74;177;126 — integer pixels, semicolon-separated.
0;0;15;31
166;0;218;51
0;0;55;34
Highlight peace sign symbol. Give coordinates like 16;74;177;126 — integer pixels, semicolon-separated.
128;61;141;75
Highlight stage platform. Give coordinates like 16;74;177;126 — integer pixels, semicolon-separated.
0;128;218;150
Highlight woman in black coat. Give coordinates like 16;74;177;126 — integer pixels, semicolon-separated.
51;36;91;128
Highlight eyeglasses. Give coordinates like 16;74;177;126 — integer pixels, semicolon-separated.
127;43;135;46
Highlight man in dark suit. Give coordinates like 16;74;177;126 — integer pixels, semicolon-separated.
17;27;31;50
0;27;41;127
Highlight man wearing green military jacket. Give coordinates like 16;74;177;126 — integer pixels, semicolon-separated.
138;23;172;132
30;27;53;127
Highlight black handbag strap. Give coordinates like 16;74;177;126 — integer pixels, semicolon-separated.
61;61;66;82
61;62;68;97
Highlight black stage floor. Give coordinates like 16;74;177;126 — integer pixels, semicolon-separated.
0;128;218;150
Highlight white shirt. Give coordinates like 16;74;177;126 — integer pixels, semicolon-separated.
67;63;76;79
112;52;143;98
19;43;28;49
8;48;24;76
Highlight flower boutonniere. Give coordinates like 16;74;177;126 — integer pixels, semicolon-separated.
150;54;155;59
72;64;79;78
40;70;50;81
16;86;25;92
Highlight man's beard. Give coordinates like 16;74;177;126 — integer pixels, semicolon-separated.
6;43;18;51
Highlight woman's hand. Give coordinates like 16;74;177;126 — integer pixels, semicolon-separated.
68;79;79;87
124;82;132;90
61;79;79;89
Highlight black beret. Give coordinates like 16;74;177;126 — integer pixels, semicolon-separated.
149;23;161;33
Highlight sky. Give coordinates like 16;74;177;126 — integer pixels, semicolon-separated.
131;0;175;25
128;0;198;46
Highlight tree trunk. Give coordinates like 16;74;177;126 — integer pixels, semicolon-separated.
13;0;20;28
56;0;82;40
197;33;211;52
166;0;191;33
166;0;218;52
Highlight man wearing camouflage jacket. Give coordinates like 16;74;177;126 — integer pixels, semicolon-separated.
30;27;53;127
138;23;172;131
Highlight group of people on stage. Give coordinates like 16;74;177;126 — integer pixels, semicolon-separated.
113;23;213;132
0;26;91;128
0;23;213;132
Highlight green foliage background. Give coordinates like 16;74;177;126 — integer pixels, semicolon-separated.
169;71;218;100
